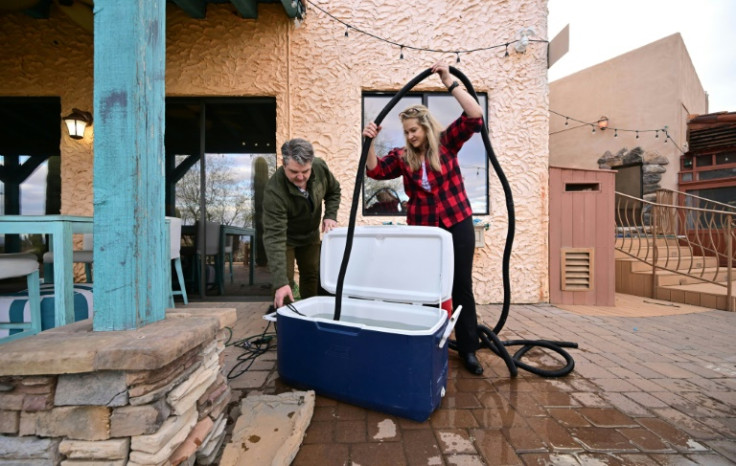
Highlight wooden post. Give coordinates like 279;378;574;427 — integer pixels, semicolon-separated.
651;205;658;299
728;217;733;312
92;0;167;330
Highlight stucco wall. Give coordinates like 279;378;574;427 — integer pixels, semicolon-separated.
1;0;550;304
549;33;707;191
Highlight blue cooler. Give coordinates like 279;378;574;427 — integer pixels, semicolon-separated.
270;225;459;422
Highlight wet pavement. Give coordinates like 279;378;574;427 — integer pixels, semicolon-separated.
189;299;736;465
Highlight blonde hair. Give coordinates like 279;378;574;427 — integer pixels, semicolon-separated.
399;104;443;172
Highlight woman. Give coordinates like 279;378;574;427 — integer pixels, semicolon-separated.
362;61;485;375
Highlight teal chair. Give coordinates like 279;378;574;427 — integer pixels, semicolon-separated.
0;253;42;344
167;216;188;306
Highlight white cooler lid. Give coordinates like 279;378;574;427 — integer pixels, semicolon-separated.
320;225;454;304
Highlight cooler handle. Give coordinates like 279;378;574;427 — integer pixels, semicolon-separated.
438;305;463;349
263;312;277;323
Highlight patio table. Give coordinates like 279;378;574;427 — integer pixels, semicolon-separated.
0;215;93;327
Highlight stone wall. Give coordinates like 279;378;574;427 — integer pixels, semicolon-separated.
0;310;235;465
598;146;670;201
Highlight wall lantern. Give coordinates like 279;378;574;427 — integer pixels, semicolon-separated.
596;116;609;131
63;108;93;139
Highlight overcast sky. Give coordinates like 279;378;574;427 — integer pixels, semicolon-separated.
548;0;736;113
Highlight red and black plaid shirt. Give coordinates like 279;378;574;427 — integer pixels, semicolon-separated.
366;114;482;227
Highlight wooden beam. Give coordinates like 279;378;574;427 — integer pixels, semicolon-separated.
279;0;305;19
230;0;258;19
93;0;167;330
170;0;206;19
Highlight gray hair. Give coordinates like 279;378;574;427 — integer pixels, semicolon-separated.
281;138;315;166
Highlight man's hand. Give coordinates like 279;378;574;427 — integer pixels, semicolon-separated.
322;218;337;233
274;285;294;308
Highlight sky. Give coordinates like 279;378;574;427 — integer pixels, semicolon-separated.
548;0;736;113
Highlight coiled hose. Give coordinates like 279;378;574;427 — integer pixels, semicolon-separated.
334;66;578;377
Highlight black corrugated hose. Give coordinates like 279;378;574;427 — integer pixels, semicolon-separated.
334;67;578;377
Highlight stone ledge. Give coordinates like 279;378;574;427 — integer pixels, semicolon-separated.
0;308;236;377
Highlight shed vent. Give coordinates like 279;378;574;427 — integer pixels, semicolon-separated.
561;248;594;291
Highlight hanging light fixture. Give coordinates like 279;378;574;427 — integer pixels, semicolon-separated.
596;116;609;131
63;108;93;139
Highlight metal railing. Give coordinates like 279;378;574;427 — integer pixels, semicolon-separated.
615;189;736;311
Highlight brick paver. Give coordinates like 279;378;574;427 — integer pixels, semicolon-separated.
214;301;736;465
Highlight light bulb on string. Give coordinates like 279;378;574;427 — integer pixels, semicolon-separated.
636;131;639;139
399;46;404;60
565;117;569;126
504;43;509;57
456;52;461;63
344;26;349;37
614;129;618;138
592;125;596;134
655;130;659;139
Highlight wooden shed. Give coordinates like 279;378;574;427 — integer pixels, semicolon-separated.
549;167;615;306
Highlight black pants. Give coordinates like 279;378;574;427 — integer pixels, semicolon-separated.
441;216;480;353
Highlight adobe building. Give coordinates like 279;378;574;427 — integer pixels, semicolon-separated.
549;33;708;202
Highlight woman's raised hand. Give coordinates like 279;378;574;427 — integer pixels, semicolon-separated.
431;60;453;88
363;121;381;139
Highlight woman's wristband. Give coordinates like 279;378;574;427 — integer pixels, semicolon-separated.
447;81;460;93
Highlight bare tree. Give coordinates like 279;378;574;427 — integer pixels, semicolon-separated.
175;154;251;226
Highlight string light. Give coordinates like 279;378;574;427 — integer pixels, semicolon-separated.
550;110;687;154
399;46;404;60
305;0;547;62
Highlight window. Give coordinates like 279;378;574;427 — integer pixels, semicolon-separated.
361;92;489;216
165;98;277;228
688;187;736;209
696;155;713;167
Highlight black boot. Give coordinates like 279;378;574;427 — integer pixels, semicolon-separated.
460;352;483;375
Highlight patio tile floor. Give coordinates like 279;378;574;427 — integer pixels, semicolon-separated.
185;299;736;465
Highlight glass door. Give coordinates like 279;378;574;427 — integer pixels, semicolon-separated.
165;98;277;298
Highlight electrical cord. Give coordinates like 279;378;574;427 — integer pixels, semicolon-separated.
336;66;578;377
224;319;277;380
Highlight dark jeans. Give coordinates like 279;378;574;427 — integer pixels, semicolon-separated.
441;216;480;353
286;241;321;300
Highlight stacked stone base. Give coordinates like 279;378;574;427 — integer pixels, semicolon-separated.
0;308;236;465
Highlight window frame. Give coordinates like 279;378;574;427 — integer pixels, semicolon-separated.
361;91;490;217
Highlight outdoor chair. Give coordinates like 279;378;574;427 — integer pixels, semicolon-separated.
0;253;42;344
224;235;234;283
42;233;93;284
167;216;188;306
191;221;224;296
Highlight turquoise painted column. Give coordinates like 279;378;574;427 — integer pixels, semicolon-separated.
92;0;167;330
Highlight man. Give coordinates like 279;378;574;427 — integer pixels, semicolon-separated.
263;138;341;308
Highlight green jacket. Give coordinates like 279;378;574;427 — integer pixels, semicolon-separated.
262;157;341;290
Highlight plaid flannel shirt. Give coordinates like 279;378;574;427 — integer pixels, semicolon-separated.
366;114;482;227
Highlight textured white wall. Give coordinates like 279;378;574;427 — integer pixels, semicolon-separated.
1;0;550;304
